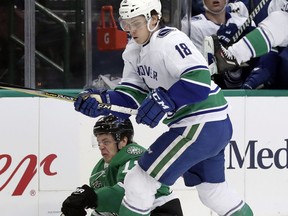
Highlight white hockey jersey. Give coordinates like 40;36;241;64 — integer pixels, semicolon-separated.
182;12;254;54
114;26;229;127
268;0;288;13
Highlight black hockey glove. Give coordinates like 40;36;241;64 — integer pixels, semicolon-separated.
151;198;183;216
61;184;98;216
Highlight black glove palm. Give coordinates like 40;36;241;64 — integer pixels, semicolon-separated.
61;184;98;216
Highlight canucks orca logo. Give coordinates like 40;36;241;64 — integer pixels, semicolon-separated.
157;28;175;38
191;16;202;21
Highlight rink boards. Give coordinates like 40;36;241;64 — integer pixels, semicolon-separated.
0;91;288;216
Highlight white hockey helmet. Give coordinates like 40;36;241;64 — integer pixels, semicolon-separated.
119;0;162;20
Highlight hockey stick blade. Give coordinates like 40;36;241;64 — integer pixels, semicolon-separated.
0;82;138;115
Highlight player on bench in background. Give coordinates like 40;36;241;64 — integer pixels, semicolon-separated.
206;0;288;73
181;0;255;88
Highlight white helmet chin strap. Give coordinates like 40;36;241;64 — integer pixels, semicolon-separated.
147;17;160;32
203;0;228;15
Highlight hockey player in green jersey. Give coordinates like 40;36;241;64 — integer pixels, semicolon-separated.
61;115;183;216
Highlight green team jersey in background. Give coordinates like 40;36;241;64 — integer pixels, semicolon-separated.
89;143;173;215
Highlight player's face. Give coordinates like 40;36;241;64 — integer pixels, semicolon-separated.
97;133;118;163
119;15;151;44
119;15;147;32
204;0;227;13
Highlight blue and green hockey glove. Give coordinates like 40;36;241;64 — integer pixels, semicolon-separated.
74;89;110;118
136;87;175;128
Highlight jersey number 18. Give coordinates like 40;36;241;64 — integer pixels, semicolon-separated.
175;43;192;59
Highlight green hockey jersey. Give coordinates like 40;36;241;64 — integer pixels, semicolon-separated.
89;143;172;214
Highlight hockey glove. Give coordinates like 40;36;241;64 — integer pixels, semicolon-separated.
136;87;175;128
216;23;238;46
61;184;98;216
74;89;110;118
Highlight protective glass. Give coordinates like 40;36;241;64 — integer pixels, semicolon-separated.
119;16;147;32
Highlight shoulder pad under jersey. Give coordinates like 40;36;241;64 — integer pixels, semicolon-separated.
157;28;176;38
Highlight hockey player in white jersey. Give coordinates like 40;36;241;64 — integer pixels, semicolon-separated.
73;0;253;215
206;0;288;73
181;0;255;88
181;0;250;53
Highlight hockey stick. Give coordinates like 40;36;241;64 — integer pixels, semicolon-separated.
0;82;138;115
228;0;270;45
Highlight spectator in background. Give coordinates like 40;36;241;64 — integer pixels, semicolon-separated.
181;0;256;88
61;115;183;216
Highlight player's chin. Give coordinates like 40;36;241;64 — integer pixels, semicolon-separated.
133;37;140;43
212;6;224;12
102;155;111;163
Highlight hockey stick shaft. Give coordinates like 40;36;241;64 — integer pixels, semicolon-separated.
229;0;270;45
0;82;138;115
